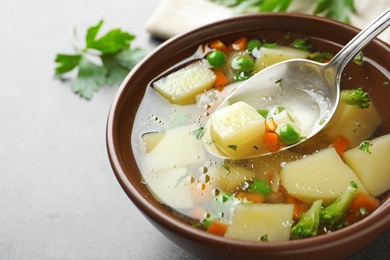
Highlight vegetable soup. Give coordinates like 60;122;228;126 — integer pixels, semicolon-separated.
131;31;390;242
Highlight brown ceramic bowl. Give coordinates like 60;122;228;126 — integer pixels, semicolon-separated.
107;13;390;259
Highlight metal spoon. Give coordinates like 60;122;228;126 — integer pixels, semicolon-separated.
203;9;390;159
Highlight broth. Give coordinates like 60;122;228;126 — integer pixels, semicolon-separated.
131;31;390;241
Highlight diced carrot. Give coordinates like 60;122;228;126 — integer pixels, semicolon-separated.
212;69;229;89
228;37;248;52
346;191;380;224
209;40;230;55
264;132;280;152
332;135;350;154
265;118;277;132
285;193;309;221
207;220;228;236
236;192;265;203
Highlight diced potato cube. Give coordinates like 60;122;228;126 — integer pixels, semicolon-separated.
342;134;390;197
142;132;166;153
141;124;206;172
153;61;216;105
224;204;294;242
280;147;367;205
207;163;257;192
145;168;194;209
253;46;309;72
210;101;266;159
322;101;382;148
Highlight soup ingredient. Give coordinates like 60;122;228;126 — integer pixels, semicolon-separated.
278;124;301;145
153;61;216;105
207;220;229;236
322;98;382;148
210;101;266;159
54;20;146;100
210;163;256;192
342;134;390;196
141;124;206;171
320;184;358;228
212;70;230;88
246;39;262;53
248;180;271;195
253;45;309;71
224;203;294;242
228;36;248;51
331;135;350;155
231;56;255;72
290;199;323;239
280;147;367;205
210;39;230;55
340;87;370;108
207;50;228;68
144;167;195;209
345;191;380;224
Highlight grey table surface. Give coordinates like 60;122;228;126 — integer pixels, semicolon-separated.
0;0;388;259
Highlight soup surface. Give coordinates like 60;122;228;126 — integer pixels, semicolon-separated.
131;31;390;242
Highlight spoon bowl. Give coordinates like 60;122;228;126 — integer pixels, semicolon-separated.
204;8;390;159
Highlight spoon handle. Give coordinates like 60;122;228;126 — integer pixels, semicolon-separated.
329;8;390;76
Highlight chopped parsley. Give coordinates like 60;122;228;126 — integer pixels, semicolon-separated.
291;37;313;51
260;234;269;242
309;51;334;63
221;163;231;174
353;51;364;66
359;141;372;154
228;145;238;151
193;127;206;139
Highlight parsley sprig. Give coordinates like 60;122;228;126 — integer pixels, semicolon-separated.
210;0;356;23
55;20;146;100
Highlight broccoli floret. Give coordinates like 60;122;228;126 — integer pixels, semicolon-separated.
320;184;358;229
340;87;370;109
291;199;323;239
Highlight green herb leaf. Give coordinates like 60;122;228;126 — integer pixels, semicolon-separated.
359;141;372;154
211;0;356;23
54;54;82;77
353;51;364;66
71;57;107;100
314;0;356;23
257;109;269;119
291;37;313;51
308;51;334;63
228;145;238;151
54;20;146;99
221;163;231;173
86;20;135;54
193;127;207;140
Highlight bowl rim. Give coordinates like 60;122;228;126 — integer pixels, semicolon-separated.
107;12;390;255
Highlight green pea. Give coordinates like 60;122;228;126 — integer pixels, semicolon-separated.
233;71;252;82
279;124;301;145
206;50;227;69
248;180;270;195
232;56;254;72
247;39;261;52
